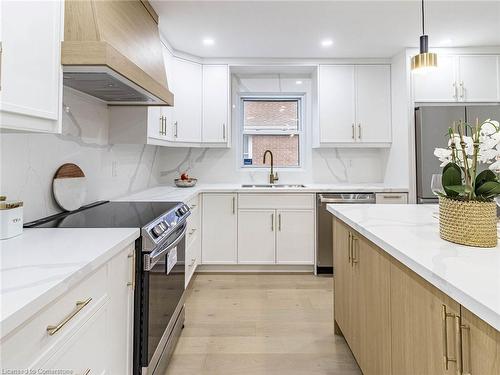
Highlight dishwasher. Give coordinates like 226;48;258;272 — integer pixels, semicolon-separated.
316;193;376;275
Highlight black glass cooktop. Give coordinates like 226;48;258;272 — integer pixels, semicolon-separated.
25;201;180;229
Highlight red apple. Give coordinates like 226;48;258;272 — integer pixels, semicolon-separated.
180;173;189;181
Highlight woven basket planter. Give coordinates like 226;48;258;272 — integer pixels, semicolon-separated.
439;196;497;248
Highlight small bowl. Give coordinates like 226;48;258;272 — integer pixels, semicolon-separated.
174;178;198;188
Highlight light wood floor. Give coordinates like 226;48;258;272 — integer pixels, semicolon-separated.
165;274;361;375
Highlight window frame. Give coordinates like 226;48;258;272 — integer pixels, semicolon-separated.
239;94;305;169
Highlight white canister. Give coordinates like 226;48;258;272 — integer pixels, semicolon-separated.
0;196;23;240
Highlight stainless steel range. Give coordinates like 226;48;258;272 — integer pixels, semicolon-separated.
25;201;191;375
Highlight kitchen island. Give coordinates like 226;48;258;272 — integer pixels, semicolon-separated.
328;204;500;375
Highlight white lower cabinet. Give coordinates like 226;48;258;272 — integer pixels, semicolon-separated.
238;210;276;264
1;243;135;373
276;210;315;264
201;193;237;264
186;195;201;286
235;194;315;266
40;300;110;374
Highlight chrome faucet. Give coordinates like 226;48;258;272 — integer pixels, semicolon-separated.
263;150;279;184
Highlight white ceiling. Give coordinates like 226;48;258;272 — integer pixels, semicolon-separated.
151;1;500;59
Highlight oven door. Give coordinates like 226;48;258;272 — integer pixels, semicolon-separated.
139;223;186;375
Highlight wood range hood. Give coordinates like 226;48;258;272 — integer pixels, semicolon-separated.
62;0;173;106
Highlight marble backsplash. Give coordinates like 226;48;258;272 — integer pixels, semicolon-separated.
0;89;160;222
157;146;386;186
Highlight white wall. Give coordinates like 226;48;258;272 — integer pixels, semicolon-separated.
381;51;411;190
157;73;388;185
0;89;161;222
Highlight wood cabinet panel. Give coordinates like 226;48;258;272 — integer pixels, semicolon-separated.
460;307;500;375
390;259;460;375
354;235;391;375
333;219;352;339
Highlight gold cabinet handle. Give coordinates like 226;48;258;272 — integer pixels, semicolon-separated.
351;124;355;139
232;196;236;214
127;252;135;288
351;237;359;265
358;124;361;140
441;305;457;369
271;213;274;231
454;316;464;375
453;82;458;99
348;232;352;264
46;298;92;336
456;316;472;375
222;123;226;140
278;213;282;231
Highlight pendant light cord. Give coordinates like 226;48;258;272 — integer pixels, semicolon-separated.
421;0;425;35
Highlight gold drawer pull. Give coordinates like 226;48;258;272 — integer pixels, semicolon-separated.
382;195;402;199
46;298;92;336
441;304;457;369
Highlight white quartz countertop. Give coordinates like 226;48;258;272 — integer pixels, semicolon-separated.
0;228;139;338
116;183;408;203
327;204;500;331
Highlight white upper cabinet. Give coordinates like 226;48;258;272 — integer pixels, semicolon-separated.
413;54;500;103
319;65;356;144
202;65;229;143
412;54;456;102
355;65;392;144
458;55;499;102
318;64;392;146
170;57;203;143
0;0;63;133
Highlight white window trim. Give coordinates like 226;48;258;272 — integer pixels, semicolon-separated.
238;93;305;170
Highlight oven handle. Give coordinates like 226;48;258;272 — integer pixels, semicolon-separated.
144;224;188;271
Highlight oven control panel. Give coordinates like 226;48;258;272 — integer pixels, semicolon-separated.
147;203;190;242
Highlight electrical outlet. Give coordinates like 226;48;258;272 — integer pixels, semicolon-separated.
111;161;118;177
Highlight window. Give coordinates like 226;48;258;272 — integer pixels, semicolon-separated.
241;97;302;168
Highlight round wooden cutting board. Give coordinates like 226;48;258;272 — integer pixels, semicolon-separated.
52;163;87;211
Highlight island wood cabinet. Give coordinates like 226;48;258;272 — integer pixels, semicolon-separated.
333;217;500;375
0;243;135;373
333;219;391;375
0;0;63;133
413;54;500;103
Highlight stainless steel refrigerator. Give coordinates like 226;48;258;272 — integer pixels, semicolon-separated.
415;105;500;204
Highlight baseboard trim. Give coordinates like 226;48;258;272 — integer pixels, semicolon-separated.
196;264;314;273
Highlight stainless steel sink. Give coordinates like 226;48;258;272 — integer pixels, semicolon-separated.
241;184;306;188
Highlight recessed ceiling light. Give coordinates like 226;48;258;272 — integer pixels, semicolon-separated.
321;39;333;47
295;80;303;85
203;38;215;46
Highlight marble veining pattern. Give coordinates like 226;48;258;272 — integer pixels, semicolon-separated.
0;89;161;222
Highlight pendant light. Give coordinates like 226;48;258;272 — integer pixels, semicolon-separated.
411;0;438;71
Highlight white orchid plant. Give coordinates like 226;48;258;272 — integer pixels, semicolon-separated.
434;119;500;201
